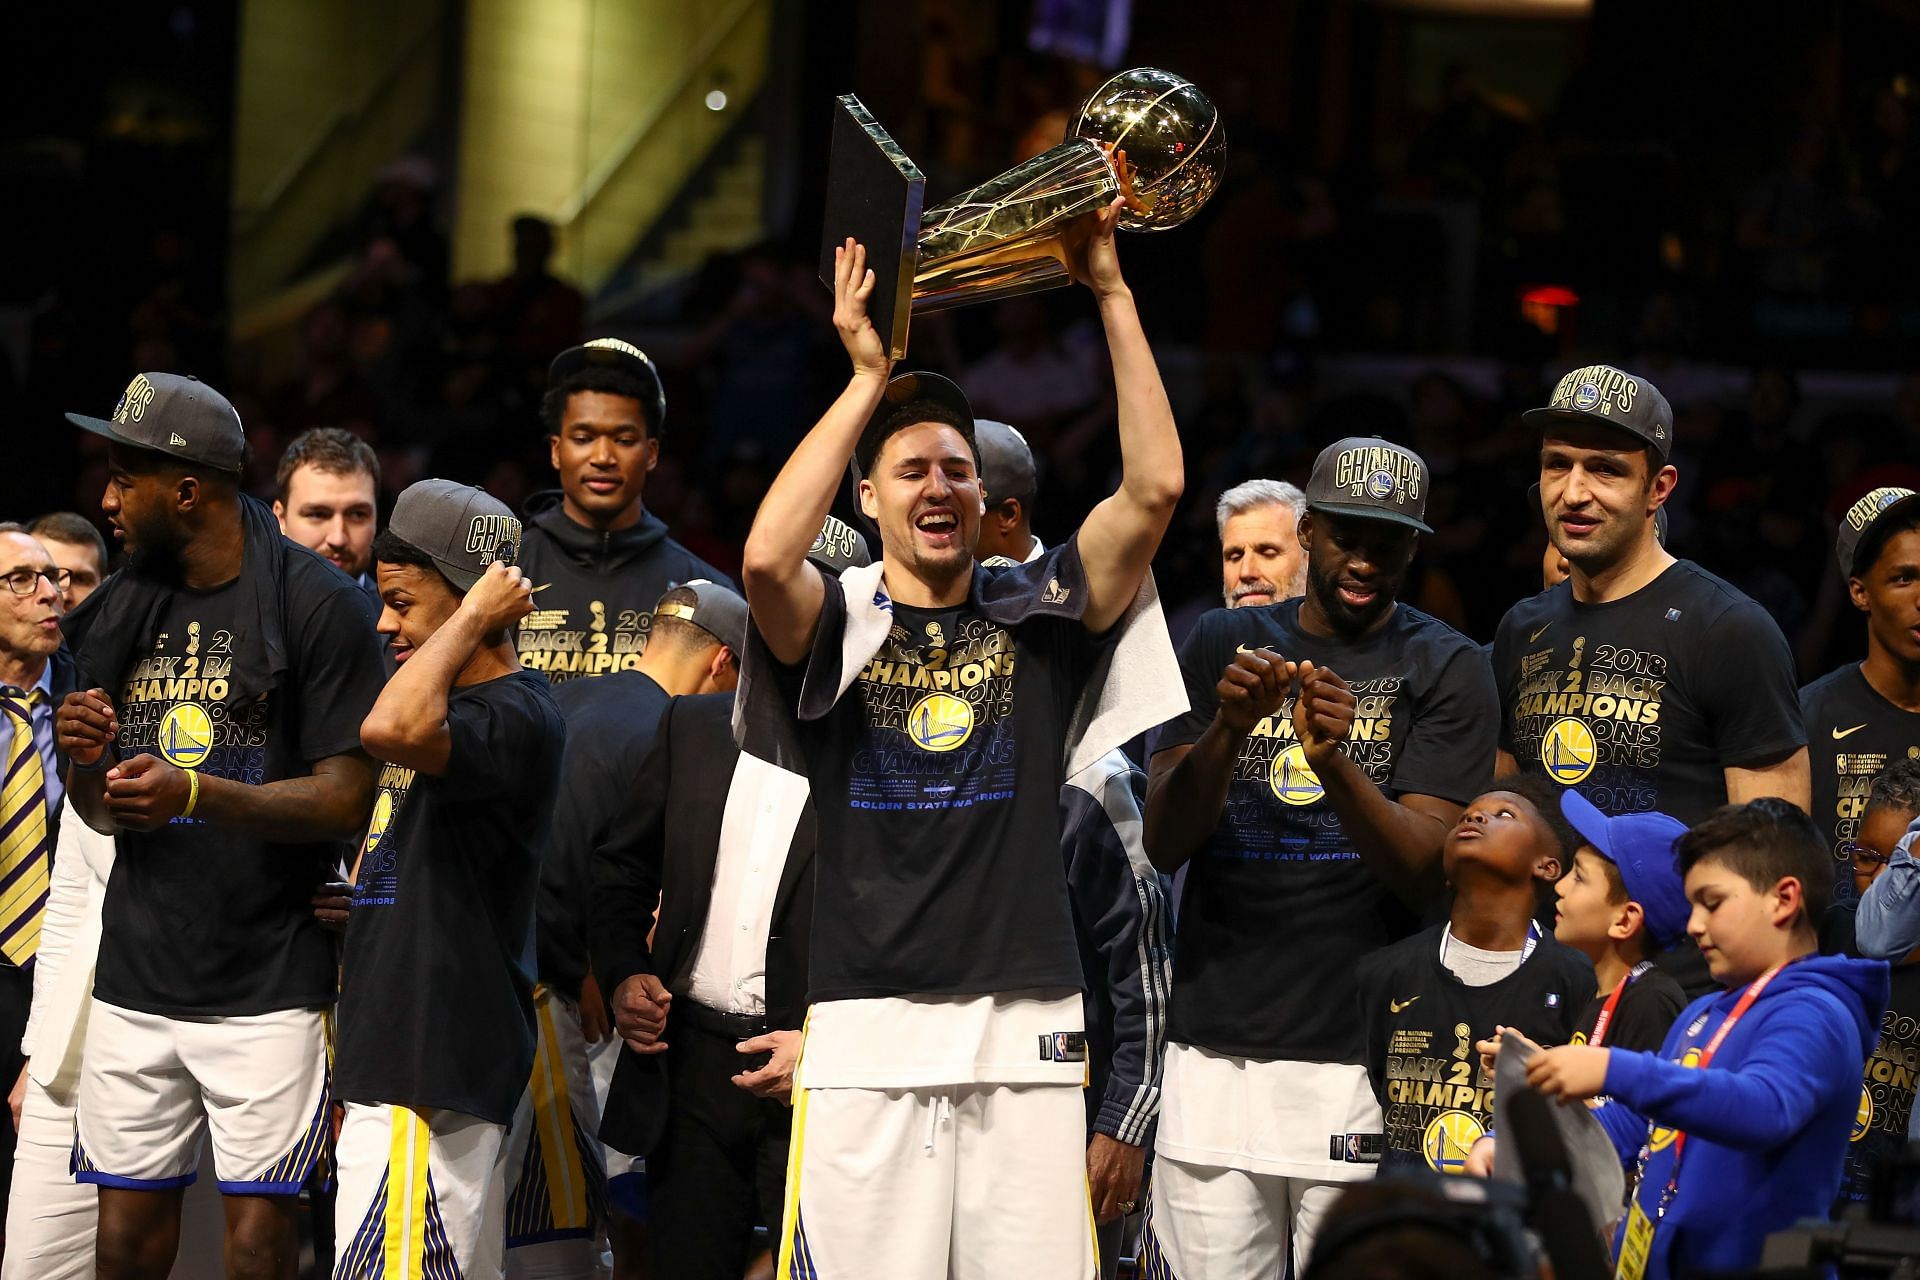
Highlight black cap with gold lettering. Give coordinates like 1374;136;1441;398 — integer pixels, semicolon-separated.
386;479;523;592
1304;437;1433;533
66;372;245;474
1524;363;1673;461
1836;486;1920;577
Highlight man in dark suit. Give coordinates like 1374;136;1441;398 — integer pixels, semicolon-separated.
511;579;747;1280
0;523;78;1232
593;520;862;1280
594;691;814;1280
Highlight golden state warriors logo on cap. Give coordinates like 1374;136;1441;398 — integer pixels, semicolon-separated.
1269;744;1324;806
466;513;522;567
1572;381;1601;411
1423;1110;1485;1174
1541;717;1596;784
1366;469;1396;499
909;693;974;752
158;703;214;769
1852;1087;1872;1142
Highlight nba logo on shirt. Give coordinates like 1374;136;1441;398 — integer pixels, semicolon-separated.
1545;992;1561;1008
1665;609;1682;621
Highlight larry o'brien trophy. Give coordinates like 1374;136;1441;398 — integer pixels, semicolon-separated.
819;67;1225;359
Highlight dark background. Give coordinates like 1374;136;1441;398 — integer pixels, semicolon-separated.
3;0;1918;676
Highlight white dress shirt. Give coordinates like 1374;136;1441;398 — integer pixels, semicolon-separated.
684;752;810;1016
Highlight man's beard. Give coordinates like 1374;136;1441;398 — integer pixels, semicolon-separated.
1307;560;1395;637
126;515;187;583
1227;578;1278;607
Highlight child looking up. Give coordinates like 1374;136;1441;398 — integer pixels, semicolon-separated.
1357;774;1593;1174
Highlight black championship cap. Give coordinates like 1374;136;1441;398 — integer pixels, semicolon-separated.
66;372;245;474
1837;486;1920;577
1523;364;1673;461
1304;437;1433;533
868;369;974;435
974;420;1038;506
808;514;872;577
654;580;749;653
547;337;667;433
387;479;522;592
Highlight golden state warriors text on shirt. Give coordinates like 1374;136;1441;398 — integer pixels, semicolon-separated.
849;615;1018;811
516;600;652;683
1509;635;1667;812
352;761;417;908
117;621;270;800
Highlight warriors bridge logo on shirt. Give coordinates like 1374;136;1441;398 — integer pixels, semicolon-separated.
1381;1023;1496;1172
848;616;1019;813
118;624;269;795
1512;635;1666;811
353;761;417;908
1855;1004;1920;1147
1233;676;1401;812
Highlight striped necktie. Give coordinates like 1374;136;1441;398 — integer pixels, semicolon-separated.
0;686;50;967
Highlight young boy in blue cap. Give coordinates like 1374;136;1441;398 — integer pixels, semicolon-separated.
1522;799;1889;1280
1550;791;1690;1051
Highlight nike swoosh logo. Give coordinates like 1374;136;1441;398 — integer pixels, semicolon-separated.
1832;724;1868;740
1529;623;1552;643
1390;996;1421;1013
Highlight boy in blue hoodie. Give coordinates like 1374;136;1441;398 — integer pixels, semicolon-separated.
1520;798;1889;1280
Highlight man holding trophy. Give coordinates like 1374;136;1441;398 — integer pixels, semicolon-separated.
735;68;1212;1277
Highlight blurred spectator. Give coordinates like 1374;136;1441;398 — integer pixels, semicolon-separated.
490;215;586;388
25;512;108;609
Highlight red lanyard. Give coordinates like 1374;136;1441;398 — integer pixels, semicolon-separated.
1650;959;1794;1215
1588;960;1653;1048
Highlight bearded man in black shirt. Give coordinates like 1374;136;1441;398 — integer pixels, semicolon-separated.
1142;438;1497;1277
54;374;385;1279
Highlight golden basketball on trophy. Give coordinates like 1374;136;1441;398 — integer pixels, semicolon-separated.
820;67;1226;359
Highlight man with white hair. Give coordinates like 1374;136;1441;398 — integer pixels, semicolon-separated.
1217;480;1307;608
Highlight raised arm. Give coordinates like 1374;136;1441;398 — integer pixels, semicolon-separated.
740;240;890;665
360;562;533;775
1068;202;1184;634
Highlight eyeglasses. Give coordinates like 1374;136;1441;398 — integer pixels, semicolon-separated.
1844;841;1891;869
1;568;70;596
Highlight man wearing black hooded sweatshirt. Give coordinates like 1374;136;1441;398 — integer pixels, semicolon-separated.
517;339;733;686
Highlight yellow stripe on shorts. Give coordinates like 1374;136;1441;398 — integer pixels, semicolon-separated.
532;985;591;1231
383;1105;432;1279
776;1010;813;1279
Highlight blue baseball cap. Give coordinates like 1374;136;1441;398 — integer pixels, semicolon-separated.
1560;790;1691;947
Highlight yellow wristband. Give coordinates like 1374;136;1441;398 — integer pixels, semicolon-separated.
181;768;200;819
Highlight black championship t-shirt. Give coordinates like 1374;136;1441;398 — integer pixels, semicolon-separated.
778;548;1099;1002
1153;601;1498;1063
1356;926;1593;1174
1842;959;1920;1207
91;558;383;1017
334;671;566;1123
1800;663;1920;904
1568;964;1687;1053
1493;562;1805;825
